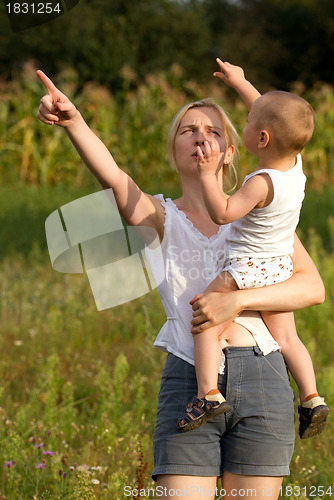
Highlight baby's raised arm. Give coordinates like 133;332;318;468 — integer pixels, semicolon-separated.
196;60;267;224
37;71;163;232
214;59;261;110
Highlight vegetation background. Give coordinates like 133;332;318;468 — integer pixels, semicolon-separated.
0;0;333;498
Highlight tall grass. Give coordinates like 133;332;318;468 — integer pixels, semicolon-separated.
0;244;166;499
0;186;332;498
1;61;334;193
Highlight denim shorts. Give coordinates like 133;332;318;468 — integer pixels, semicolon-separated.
152;347;295;480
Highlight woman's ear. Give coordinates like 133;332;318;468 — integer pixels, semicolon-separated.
224;145;235;164
258;130;270;148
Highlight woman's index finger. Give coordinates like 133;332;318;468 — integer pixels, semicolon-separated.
36;70;58;95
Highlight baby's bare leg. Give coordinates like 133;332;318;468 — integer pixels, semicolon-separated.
193;271;238;397
261;311;317;402
194;325;223;397
204;270;239;294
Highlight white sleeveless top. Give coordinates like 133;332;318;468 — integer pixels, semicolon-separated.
226;154;306;259
145;195;279;372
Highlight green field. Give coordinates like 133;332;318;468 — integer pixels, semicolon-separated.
0;184;332;499
0;69;333;498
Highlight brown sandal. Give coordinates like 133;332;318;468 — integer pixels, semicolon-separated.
177;393;230;432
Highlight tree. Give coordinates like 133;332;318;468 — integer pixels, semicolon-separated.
0;0;333;89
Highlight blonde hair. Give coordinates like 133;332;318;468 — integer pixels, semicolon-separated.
253;91;315;154
167;98;240;190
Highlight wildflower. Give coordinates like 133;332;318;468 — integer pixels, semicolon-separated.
42;450;55;456
36;462;45;469
28;327;38;338
35;443;44;448
92;479;100;485
4;461;14;468
91;466;102;472
77;464;90;472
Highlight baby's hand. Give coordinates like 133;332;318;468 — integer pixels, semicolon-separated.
213;59;246;89
197;140;224;176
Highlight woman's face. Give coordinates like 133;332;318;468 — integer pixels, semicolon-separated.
173;107;230;174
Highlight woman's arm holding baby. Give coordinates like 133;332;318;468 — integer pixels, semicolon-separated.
191;233;325;333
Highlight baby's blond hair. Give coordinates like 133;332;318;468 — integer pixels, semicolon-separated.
253;91;315;154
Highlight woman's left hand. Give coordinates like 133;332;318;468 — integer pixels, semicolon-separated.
190;291;242;334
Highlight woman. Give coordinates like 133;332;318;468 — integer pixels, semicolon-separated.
37;69;324;499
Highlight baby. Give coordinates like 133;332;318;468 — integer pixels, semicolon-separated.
177;60;329;440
